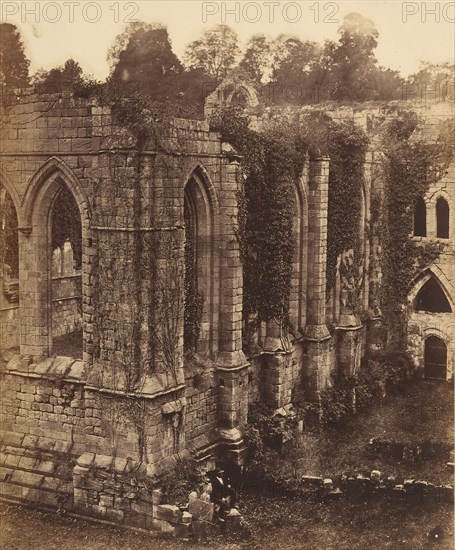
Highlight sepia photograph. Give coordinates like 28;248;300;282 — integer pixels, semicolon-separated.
0;1;453;548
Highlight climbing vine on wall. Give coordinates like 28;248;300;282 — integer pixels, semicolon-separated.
293;111;369;296
210;107;369;343
210;106;299;334
378;111;454;346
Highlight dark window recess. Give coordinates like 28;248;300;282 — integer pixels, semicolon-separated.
413;196;426;237
424;336;447;380
415;278;452;313
436;197;449;238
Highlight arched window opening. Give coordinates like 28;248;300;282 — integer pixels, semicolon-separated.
183;175;212;357
436;197;449;238
0;187;19;350
414;277;452;313
413;196;426;237
424;336;447;380
183;195;203;354
0;189;19;295
51;185;83;357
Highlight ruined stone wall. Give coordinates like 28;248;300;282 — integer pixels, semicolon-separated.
406;159;455;380
0;92;248;526
1;90;453;530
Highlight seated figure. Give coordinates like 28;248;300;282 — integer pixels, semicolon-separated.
208;468;237;520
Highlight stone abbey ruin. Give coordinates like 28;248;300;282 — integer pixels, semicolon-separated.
0;82;453;532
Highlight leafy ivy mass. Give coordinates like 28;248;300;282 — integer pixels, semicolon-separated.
211;107;369;343
377;111;454;347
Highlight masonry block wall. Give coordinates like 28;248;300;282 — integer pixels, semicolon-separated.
1;92;454;529
406;159;455;380
0;92;247;524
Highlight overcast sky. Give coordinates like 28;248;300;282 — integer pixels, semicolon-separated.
2;1;454;79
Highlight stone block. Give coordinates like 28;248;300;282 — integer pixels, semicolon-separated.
301;475;323;486
370;470;381;483
323;478;334;491
155;504;182;523
5;454;21;468
18;456;37;471
67;361;84;380
2;432;24;447
181;511;192;524
10;470;44;487
174;522;192;538
34;436;51;451
93;454;113;470
152;518;175;534
77;453;95;468
131;499;152;516
35;460;55;474
152;488;162;505
188;496;214;521
99;493;114;508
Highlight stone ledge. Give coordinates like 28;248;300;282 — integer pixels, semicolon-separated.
5;354;86;384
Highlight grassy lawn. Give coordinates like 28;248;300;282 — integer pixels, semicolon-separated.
1;497;453;550
285;379;454;484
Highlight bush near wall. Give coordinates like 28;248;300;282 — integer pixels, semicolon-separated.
319;352;414;426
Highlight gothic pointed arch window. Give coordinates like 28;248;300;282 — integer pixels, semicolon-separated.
414;277;452;313
183;171;214;357
0;188;19;280
436;197;449;238
50;184;83;356
0;187;19;307
413;196;426;237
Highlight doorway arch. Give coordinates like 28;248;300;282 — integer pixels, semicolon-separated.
424;336;447;380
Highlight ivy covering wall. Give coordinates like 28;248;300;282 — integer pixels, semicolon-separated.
377;111;454;346
211;107;369;345
210;107;300;340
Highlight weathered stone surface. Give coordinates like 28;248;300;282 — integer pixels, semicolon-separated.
323;478;334;491
0;92;453;534
188;495;214;522
77;453;95;468
2;432;24;447
174;522;192;538
370;470;381;483
155;504;182;523
152;519;175;534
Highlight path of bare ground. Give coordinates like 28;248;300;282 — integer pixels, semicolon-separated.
1;497;453;550
286;379;454;485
